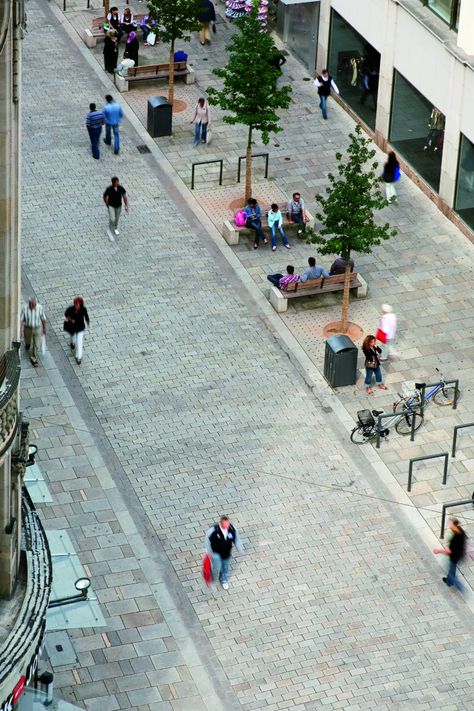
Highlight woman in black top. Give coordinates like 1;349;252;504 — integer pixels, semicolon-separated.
124;31;139;68
382;151;400;203
65;297;90;365
103;29;119;73
362;334;387;395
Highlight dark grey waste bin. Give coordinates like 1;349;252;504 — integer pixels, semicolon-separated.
324;334;358;387
147;96;172;137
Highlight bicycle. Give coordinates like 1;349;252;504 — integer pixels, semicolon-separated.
350;370;460;445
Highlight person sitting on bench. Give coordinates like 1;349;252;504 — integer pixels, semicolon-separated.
286;192;308;233
244;198;267;249
329;256;354;275
267;265;300;290
299;256;329;282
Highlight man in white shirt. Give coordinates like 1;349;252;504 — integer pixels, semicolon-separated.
314;69;340;120
20;297;46;367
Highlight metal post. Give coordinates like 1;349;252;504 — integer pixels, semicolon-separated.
410;409;416;442
408;459;414;492
407;452;449;492
420;383;426;418
441;505;447;539
451;422;474;457
191;159;223;190
237;156;242;184
191;164;195;190
440;496;474;538
376;414;382;449
63;0;66;10
453;379;460;410
237;153;269;183
442;452;448;485
263;153;269;179
219;160;223;186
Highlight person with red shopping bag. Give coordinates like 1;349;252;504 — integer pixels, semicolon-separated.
203;515;243;590
377;304;398;361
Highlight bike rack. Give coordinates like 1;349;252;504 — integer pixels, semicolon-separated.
191;159;223;190
451;422;474;457
407;452;449;493
237;153;269;183
375;409;418;449
440;496;474;538
418;378;460;416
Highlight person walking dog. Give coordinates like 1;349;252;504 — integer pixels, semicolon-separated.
205;515;243;590
362;334;387;395
20;297;47;368
103;176;129;241
64;297;90;366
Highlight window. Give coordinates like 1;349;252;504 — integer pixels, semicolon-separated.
328;10;380;130
389;71;444;192
454;134;474;230
423;0;461;30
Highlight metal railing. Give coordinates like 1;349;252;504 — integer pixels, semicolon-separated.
451;422;474;457
407;452;449;492
440;496;474;538
418;378;460;416
237;153;269;183
191;159;223;190
375;410;418;449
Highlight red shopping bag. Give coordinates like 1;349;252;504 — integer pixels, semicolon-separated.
375;328;387;344
202;554;213;585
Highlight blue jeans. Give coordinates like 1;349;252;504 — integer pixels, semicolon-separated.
246;217;265;244
267;273;283;287
105;123;120;153
319;94;328;119
446;559;465;591
211;553;230;584
88;126;102;159
291;212;305;231
194;122;208;144
364;365;382;387
271;224;288;248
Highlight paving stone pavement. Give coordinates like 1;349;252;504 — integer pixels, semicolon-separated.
20;1;474;710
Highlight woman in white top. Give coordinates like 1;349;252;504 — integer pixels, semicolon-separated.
379;304;398;360
191;98;211;146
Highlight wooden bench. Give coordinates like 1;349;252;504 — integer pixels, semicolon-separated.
114;61;195;92
83;14;146;48
222;202;314;246
269;272;368;313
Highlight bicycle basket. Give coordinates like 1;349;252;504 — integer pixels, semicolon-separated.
357;409;375;427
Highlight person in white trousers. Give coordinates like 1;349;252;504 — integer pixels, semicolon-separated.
64;296;90;365
379;304;397;360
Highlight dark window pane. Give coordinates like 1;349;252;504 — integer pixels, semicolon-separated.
389;71;444;192
455;134;474;230
328;9;380;131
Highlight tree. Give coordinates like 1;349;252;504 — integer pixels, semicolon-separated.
305;124;397;333
207;1;291;200
148;0;201;105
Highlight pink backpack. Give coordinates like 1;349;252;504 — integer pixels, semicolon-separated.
234;210;247;227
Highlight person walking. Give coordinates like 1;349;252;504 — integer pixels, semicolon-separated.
103;94;124;155
378;304;398;361
382;151;400;202
191;98;211;146
64;297;90;366
314;69;339;120
85;103;105;160
20;297;46;368
244;198;267;249
434;518;467;592
198;0;216;45
103;29;119;73
103;176;129;241
268;203;290;251
362;334;387;395
205;515;243;590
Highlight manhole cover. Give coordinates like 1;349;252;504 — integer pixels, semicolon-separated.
284;157;291;161
137;145;151;154
303;77;312;81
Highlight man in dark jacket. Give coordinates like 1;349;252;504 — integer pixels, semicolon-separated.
198;0;216;45
434;518;467;592
205;515;243;590
329;257;355;276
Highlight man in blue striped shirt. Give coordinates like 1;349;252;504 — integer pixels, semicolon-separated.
86;103;105;160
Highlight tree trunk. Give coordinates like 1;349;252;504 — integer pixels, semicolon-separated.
104;0;110;17
341;260;351;334
168;40;175;105
245;126;253;201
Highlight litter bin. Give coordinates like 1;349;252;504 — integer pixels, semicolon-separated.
324;334;358;387
147;96;172;138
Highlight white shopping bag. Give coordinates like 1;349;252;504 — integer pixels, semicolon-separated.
147;31;156;46
41;335;46;355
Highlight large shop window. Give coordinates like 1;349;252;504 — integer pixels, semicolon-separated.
390;71;444;192
424;0;461;30
328;10;380;130
277;0;320;73
455;135;474;230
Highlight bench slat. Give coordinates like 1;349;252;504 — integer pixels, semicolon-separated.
283;274;360;298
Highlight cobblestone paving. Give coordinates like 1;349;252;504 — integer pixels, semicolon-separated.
20;1;474;710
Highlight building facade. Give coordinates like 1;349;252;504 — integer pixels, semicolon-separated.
278;0;474;235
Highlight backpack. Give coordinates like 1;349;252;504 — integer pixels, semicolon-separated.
234;210;247;227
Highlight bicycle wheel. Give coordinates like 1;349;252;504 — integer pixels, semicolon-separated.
350;425;373;444
433;385;459;407
393;396;419;414
395;411;424;435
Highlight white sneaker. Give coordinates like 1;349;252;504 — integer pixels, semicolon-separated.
107;229;115;242
114;228;120;236
222;582;229;590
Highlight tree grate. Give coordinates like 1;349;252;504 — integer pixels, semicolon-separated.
137;145;151;154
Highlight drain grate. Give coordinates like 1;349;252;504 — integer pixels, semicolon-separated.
137;145;151;154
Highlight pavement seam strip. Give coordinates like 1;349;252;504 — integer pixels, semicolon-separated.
44;0;474;609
